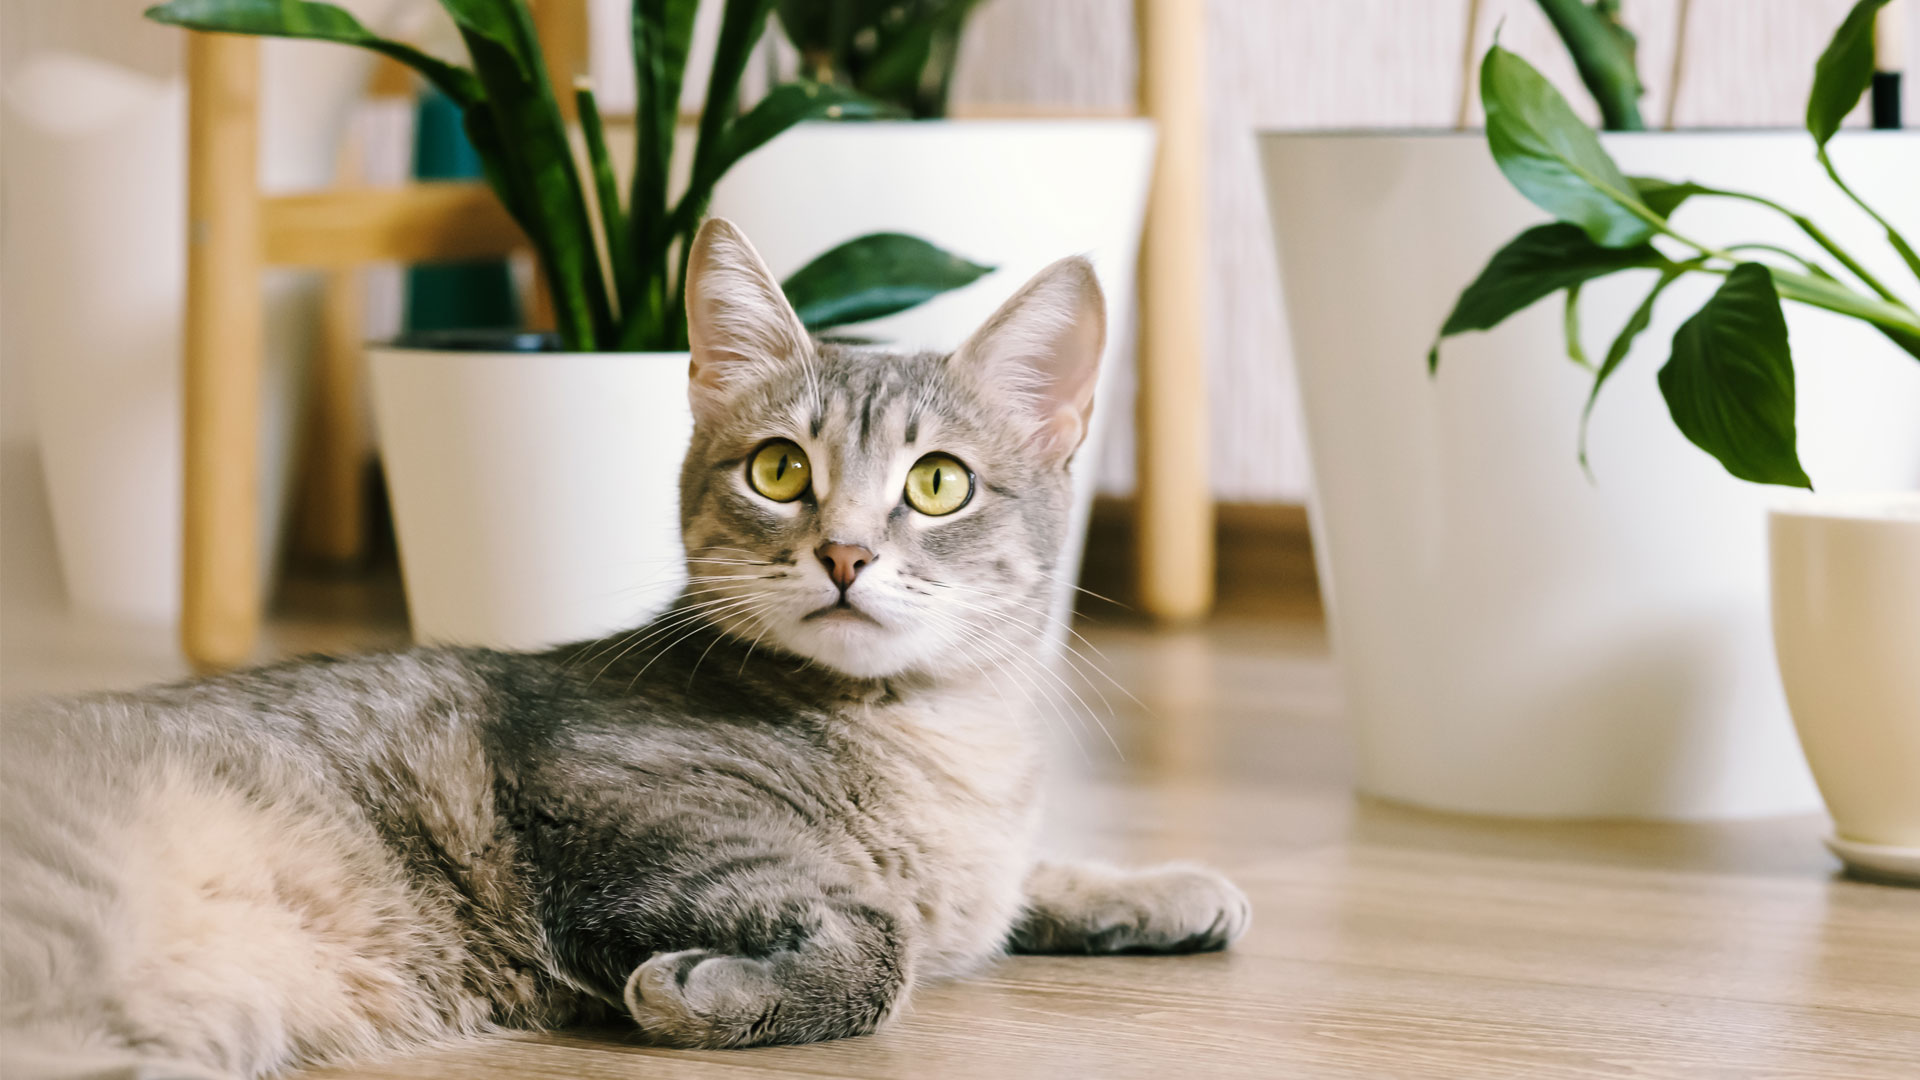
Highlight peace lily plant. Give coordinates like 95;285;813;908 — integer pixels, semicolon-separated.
1431;0;1920;488
146;0;992;351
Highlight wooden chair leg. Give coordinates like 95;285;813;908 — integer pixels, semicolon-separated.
293;264;369;565
294;138;370;567
1134;0;1214;622
182;32;264;670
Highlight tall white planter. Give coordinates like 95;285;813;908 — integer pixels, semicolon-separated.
4;44;375;622
708;120;1156;638
1261;132;1920;820
370;347;692;650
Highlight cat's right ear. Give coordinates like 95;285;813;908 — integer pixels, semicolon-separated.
684;218;812;423
952;256;1107;465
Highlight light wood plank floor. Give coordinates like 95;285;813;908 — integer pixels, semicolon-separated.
3;581;1915;1079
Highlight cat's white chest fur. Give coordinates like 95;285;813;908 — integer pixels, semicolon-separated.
841;684;1043;979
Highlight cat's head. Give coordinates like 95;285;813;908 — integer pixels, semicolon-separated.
677;218;1105;680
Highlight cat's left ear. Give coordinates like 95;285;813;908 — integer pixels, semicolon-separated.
684;217;812;423
953;256;1106;464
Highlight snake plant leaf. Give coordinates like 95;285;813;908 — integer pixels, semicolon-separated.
686;0;779;211
1481;45;1656;248
625;0;700;344
783;233;992;331
452;1;613;350
675;81;904;238
1430;223;1663;371
1657;263;1810;488
435;0;537;82
144;0;482;106
1808;0;1893;149
1533;0;1645;131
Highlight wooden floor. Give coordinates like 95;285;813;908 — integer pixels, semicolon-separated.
3;579;1916;1079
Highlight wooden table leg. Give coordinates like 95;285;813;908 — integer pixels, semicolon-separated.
182;32;263;670
1134;0;1214;622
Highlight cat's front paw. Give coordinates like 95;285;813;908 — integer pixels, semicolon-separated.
623;948;779;1048
1013;862;1252;955
1118;865;1251;953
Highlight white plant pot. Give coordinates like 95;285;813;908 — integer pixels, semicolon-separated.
1770;494;1920;881
1260;131;1920;820
708;119;1156;641
4;47;372;622
370;346;692;650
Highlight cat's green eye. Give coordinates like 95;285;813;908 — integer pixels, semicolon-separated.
904;453;973;516
748;440;811;502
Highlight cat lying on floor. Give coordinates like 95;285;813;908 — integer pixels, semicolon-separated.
0;219;1248;1079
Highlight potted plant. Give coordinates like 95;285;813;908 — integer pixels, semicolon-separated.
705;1;1157;636
146;0;991;649
1259;0;1920;820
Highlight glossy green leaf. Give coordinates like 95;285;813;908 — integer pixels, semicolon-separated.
1807;0;1891;149
1430;223;1663;371
1579;259;1700;471
145;0;480;105
1657;263;1810;488
1533;0;1645;131
782;233;992;331
1481;45;1656;248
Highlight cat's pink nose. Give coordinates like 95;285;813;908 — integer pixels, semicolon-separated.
816;543;876;591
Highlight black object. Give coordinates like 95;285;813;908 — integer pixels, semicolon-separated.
1871;71;1902;128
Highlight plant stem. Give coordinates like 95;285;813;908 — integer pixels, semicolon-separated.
1816;147;1920;285
1722;243;1831;278
1680;182;1906;303
1683;262;1920;336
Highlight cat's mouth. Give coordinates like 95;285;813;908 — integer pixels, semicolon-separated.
802;599;883;627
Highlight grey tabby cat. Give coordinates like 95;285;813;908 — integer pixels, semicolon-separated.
0;219;1249;1079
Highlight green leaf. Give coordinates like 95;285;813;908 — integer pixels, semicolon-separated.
1563;284;1591;369
1431;223;1663;370
675;81;902;240
145;0;481;105
1533;0;1645;131
624;0;699;348
782;233;993;331
576;84;633;322
435;0;534;82
1630;176;1707;219
1579;259;1700;471
1766;264;1920;337
1807;0;1892;149
454;3;612;350
1481;44;1657;248
858;0;982;118
1657;263;1810;488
